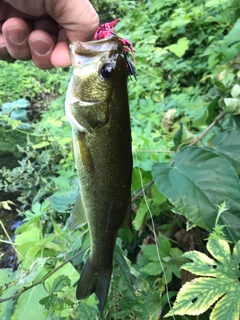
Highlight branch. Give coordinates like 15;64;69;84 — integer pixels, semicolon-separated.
0;246;90;304
131;180;154;202
189;112;225;146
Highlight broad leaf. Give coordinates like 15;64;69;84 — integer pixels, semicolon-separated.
211;129;240;174
51;275;71;293
224;19;240;46
0;269;15;320
152;146;240;242
165;239;240;319
45;262;79;291
12;284;47;320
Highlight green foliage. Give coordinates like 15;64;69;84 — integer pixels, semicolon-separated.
152;143;240;243
166;239;240;319
0;60;68;104
1;0;240;319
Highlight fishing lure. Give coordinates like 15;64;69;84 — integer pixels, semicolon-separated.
93;19;136;80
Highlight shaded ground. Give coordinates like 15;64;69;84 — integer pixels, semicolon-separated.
0;208;21;269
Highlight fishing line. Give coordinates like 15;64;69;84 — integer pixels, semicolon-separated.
134;152;176;319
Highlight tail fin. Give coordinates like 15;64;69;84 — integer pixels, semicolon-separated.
76;258;112;314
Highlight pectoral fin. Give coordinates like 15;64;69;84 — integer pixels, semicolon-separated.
76;131;95;174
66;194;87;230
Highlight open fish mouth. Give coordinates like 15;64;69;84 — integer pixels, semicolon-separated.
78;100;104;107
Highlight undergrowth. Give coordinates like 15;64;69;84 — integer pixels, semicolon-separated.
0;0;240;319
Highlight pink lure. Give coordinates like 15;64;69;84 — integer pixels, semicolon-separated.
93;18;136;79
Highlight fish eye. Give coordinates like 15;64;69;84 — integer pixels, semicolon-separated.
100;63;114;79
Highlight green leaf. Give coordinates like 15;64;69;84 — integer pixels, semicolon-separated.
141;244;160;262
173;122;196;146
231;84;240;99
166;37;190;58
0;270;16;320
77;301;98;319
205;0;228;7
166;239;240;319
10;109;28;121
45;262;79;291
15;227;40;245
140;261;162;276
211;129;240;174
152;147;240;242
50;189;78;213
224;19;240;46
51;275;71;292
14;98;30;109
12;284;47;320
223;98;240;114
17;258;47;286
134;202;148;230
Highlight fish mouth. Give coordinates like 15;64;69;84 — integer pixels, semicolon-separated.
70;36;121;67
70;36;120;56
78;100;104;107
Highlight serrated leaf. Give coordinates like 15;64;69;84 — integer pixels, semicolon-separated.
166;239;240;319
152;147;240;242
182;251;220;277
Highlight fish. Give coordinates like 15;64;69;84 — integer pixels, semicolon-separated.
65;36;133;314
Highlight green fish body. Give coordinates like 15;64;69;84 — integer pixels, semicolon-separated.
65;37;132;314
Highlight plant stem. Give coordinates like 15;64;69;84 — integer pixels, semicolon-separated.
131;180;154;202
189;112;225;146
137;149;175;153
0;220;21;256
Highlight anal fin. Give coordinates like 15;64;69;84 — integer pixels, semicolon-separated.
66;194;87;230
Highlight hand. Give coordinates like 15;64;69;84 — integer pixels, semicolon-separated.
0;0;99;69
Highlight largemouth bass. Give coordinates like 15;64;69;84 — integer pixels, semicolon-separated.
65;36;132;314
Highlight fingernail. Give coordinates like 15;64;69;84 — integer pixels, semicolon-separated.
30;39;52;56
6;27;27;45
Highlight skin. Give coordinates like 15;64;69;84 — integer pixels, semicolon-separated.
0;0;99;69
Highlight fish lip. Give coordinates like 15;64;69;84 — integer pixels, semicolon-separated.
70;36;120;57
